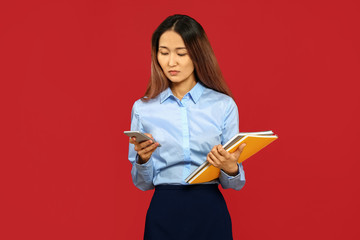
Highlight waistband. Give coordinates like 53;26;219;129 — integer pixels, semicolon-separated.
155;184;218;190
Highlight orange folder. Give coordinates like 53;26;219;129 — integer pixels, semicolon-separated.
185;131;278;184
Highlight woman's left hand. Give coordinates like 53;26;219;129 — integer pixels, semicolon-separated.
207;143;246;176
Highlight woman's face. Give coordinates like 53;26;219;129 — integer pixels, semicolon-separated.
157;31;196;85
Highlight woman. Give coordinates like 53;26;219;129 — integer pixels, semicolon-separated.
128;14;246;240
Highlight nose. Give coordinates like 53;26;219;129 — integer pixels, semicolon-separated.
168;53;177;67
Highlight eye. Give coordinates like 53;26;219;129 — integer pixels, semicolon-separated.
178;53;187;56
159;52;169;56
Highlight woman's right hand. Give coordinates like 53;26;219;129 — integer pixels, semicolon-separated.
129;133;159;164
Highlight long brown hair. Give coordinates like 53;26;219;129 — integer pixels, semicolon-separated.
143;14;232;101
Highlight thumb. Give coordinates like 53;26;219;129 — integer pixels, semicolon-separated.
235;143;246;157
238;143;246;152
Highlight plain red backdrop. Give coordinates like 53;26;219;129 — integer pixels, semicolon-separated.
1;0;359;239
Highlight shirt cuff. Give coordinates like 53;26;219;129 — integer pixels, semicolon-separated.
219;163;246;190
134;155;154;187
135;154;153;168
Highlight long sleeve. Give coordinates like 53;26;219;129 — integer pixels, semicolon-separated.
126;83;246;189
218;98;246;191
128;101;155;191
219;163;246;190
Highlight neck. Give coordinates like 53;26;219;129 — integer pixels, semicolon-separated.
170;78;197;100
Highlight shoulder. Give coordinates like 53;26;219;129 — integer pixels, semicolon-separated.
201;86;237;108
131;95;162;113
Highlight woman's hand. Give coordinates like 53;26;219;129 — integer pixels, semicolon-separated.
207;143;246;176
129;133;159;164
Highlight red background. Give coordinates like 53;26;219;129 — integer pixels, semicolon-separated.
1;0;359;239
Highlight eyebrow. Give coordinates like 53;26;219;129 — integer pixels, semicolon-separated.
159;46;187;50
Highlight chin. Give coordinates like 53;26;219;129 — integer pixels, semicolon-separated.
167;76;181;83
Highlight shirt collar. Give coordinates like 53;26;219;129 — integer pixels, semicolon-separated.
160;87;173;104
160;82;205;104
188;82;205;103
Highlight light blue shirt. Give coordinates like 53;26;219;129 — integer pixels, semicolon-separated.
128;82;245;191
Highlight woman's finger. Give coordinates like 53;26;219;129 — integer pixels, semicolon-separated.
217;145;230;159
234;143;246;157
139;139;154;149
211;146;224;162
129;137;137;144
207;155;217;167
134;139;153;152
208;152;220;166
238;143;246;152
138;142;158;156
137;142;159;162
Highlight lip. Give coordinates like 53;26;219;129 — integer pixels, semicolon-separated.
169;70;180;76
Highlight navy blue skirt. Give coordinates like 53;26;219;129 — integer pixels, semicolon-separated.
144;184;233;240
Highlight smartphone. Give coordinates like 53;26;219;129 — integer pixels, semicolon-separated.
124;131;161;147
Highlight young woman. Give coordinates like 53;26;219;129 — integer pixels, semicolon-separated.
128;14;246;240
